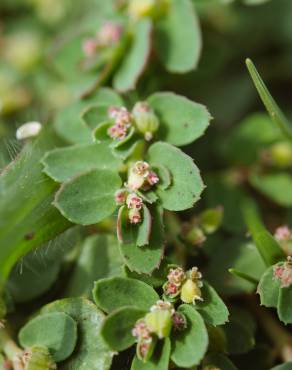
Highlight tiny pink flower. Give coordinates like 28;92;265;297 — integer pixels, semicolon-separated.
129;208;142;224
133;161;150;177
126;193;143;210
82;38;97;57
172;312;187;331
107;122;128;141
274;225;292;241
165;281;179;296
147;171;159;186
132;319;151;340
167;267;186;285
98;22;123;46
273;265;285;280
115;189;127;205
150;300;175;315
108;106;132;126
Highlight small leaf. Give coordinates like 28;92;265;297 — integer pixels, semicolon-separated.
171;304;208;368
93;276;159;313
257;265;281;308
196;281;229;326
42;143;121;182
54;169;121;225
277;286;292;324
246;59;292;140
113;19;152;91
203;353;238;370
131;338;171;370
148;92;210;146
41;298;113;370
250;172;292;207
101;306;145;351
228;268;258;285
19;312;77;362
155;0;202;73
94;121;113;142
154;165;171;190
119;205;165;274
241;197;285;266
147;142;204;211
117;205;152;247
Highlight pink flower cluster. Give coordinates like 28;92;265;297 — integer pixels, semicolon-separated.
107;106;133;141
274;225;292;241
82;22;123;57
273;256;292;288
164;267;186;298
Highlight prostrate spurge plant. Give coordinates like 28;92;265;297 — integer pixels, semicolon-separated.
0;0;291;370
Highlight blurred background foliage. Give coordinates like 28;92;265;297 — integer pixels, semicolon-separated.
1;0;292;369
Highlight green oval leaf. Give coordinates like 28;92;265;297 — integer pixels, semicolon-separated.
41;298;113;370
154;0;202;72
250;172;292;207
171;304;208;367
196;281;229;326
42;143;122;182
278;286;292;325
147;142;204;211
54;169;121;225
101;306;145;351
113;19;152;92
257;265;281;308
19;312;77;362
93;276;159;313
148;92;210;146
131;338;171;370
119;205;165;274
82;105;112;131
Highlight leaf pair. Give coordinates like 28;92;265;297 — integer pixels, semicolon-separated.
93;277;229;369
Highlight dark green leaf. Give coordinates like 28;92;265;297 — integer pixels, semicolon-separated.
278;286;292;324
148;92;210;146
257;265;281;308
113;19;152;91
171;304;208;367
101;306;145;351
42;142;122;182
147;142;204;211
196;281;229;326
93;276;159;313
155;0;201;72
55;169;121;225
41;298;113;370
19;312;77;362
203;353;238;370
119;205;165;274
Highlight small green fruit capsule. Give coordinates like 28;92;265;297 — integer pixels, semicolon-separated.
200;206;223;234
132;102;159;141
180;279;202;304
270;142;292;168
145;308;172;339
128;0;168;20
23;346;56;370
185;226;206;245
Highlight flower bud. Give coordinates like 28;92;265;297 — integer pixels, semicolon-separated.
200;206;223;234
132;102;159;141
184;226;206;246
180;279;203;304
273;256;292;288
129;208;142;224
22;346;56;370
126;193;143;210
270;142;292;168
274;226;292;255
115;189;127;205
172;312;187;332
82;38;97;57
97;22;123;47
147;171;159;186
